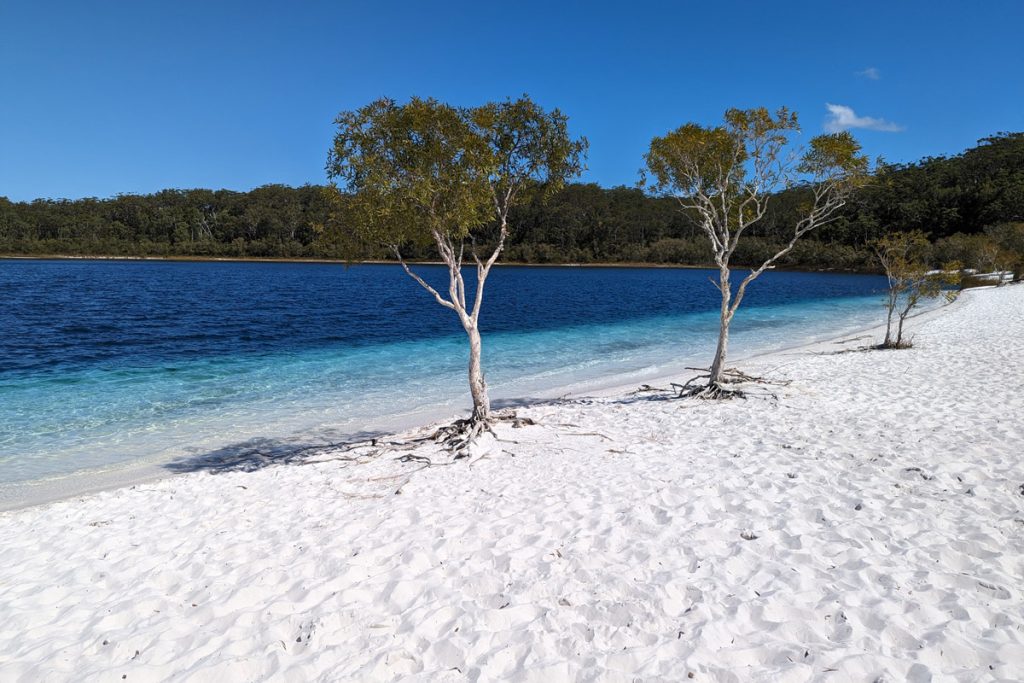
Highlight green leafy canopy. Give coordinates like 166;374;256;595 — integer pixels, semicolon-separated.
326;95;587;251
644;106;868;200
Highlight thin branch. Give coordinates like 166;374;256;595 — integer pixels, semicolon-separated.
728;181;851;317
393;245;457;311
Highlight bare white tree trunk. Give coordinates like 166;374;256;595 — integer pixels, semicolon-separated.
876;249;908;348
693;179;850;389
667;133;853;392
894;291;921;347
709;267;732;385
391;218;507;424
883;288;897;346
466;323;490;421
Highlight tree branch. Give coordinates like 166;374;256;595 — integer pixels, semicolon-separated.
392;245;457;311
728;181;852;317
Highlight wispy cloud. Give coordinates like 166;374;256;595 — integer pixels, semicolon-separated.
824;104;904;133
856;67;881;80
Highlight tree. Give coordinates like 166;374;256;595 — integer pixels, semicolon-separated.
326;96;585;439
1;131;1022;264
644;107;869;397
930;232;993;271
872;230;961;348
984;222;1024;282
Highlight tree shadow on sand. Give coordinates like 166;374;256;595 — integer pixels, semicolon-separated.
498;391;679;410
163;392;674;477
162;430;390;475
489;396;570;411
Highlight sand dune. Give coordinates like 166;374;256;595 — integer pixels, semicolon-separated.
1;286;1022;681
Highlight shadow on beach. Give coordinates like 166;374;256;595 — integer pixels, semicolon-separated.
496;391;680;412
161;392;666;477
490;396;567;411
495;391;683;411
162;429;390;475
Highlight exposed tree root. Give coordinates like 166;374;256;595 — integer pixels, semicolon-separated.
324;409;537;467
429;416;498;455
671;367;791;401
194;410;540;498
874;340;914;350
296;440;384;466
673;380;748;400
424;410;536;458
818;339;915;356
631;384;670;394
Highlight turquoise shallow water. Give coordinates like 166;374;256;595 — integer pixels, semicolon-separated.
0;260;890;486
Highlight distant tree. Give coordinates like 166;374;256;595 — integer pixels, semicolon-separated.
930;232;993;271
979;242;1019;286
326;96;584;441
1;131;1020;266
984;222;1024;282
872;230;961;348
644;107;869;397
977;240;1004;279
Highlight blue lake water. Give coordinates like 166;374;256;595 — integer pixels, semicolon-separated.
0;259;889;488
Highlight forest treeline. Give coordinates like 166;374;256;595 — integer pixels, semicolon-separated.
2;132;1022;273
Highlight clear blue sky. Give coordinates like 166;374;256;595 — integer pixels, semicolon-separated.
2;1;1022;201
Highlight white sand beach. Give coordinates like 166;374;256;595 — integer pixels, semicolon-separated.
1;285;1022;682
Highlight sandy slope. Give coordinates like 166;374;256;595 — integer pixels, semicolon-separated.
1;286;1022;682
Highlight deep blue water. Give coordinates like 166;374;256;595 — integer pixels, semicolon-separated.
0;259;888;486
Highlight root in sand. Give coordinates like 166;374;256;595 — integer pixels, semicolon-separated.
670;367;791;401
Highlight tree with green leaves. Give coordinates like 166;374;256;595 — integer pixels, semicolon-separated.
984;222;1024;283
326;96;585;442
644;107;869;397
872;230;961;348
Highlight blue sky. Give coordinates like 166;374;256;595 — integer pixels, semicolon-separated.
1;1;1022;201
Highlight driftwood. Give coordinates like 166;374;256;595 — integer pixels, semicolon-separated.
631;384;670;394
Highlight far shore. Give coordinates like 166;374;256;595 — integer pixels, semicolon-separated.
0;253;878;275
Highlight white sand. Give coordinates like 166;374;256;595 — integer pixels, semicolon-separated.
1;286;1022;682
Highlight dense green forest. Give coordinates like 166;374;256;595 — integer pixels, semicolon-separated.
2;132;1022;273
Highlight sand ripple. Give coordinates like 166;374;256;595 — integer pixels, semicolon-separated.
1;286;1023;681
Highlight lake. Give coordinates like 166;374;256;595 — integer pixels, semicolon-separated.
0;259;888;494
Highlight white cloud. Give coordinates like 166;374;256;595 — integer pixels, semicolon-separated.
824;104;904;133
856;67;881;80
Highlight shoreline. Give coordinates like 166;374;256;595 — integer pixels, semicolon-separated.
0;291;958;513
0;253;878;275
